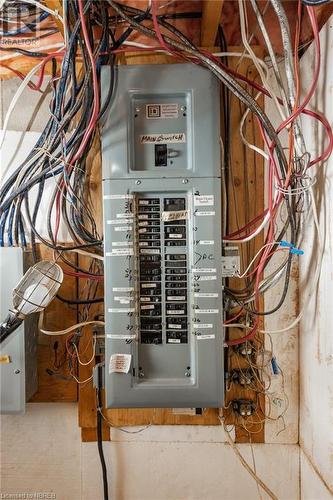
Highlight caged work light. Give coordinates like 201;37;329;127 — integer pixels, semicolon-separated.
0;261;63;344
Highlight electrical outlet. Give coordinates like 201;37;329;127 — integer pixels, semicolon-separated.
232;399;256;417
230;368;256;386
233;341;255;357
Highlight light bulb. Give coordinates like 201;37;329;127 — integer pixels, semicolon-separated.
16;283;51;316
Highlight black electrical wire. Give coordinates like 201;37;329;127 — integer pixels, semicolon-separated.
302;0;330;4
56;294;104;305
0;46;49;57
97;365;109;500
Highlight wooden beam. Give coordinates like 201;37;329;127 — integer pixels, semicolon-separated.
201;0;224;47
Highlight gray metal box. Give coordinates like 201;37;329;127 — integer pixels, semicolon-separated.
101;64;224;408
0;248;38;414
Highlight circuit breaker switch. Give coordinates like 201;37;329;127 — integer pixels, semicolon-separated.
155;144;168;166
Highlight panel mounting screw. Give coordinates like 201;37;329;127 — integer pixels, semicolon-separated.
14;369;20;374
139;371;145;378
181;106;186;111
135;107;140;113
135;180;142;185
185;370;191;377
182;179;189;184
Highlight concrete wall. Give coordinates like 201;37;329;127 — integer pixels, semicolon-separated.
299;18;333;497
0;403;300;500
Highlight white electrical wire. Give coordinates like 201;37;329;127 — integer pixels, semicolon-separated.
221;421;278;500
21;0;64;24
223;191;280;244
262;185;324;334
38;311;105;336
73;337;96;366
237;241;283;278
71;373;94;384
238;0;287;123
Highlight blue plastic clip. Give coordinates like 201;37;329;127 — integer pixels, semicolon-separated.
279;240;294;248
271;357;279;375
291;248;304;255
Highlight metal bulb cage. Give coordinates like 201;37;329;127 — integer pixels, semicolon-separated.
12;261;63;318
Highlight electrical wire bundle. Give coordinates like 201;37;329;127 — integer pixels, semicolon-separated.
1;1;332;498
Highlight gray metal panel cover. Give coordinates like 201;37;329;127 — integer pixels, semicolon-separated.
101;63;224;408
0;247;25;414
101;64;221;179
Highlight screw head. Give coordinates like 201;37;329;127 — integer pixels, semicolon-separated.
135;107;140;113
185;370;191;377
135;180;142;185
182;179;189;184
14;369;20;374
181;105;186;111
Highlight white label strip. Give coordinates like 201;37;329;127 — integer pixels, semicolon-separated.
138;221;149;227
106;249;134;257
138;229;147;234
162;210;189;222
199;240;214;245
104;194;134;200
167;310;184;315
198;275;217;281
108;308;135;313
117;213;133;219
115;226;132;232
195;309;219;314
114;296;133;302
141;283;157;288
168;324;182;329
193;323;213;329
112;287;134;292
168;339;181;344
109;354;132;374
140;297;151;302
196;334;215;340
140;249;160;255
107;334;136;340
169;234;183;239
140;133;185;144
194;195;214;206
141;305;155;310
195;211;216;217
192;268;217;273
107;219;132;225
112;241;133;247
194;293;219;298
167;296;186;301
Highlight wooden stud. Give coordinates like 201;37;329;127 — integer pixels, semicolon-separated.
201;0;224;47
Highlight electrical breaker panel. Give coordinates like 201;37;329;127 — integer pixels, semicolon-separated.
101;64;224;408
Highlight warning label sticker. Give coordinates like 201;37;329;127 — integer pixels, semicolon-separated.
109;354;132;374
